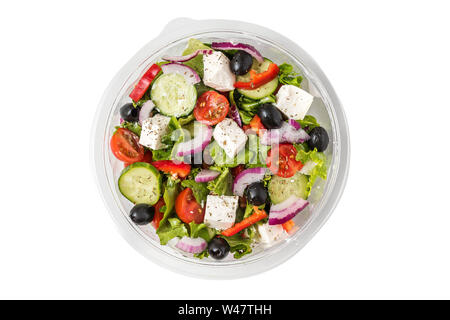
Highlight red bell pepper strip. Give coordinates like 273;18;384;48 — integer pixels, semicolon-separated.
221;206;268;237
151;160;191;179
233;63;280;90
282;220;295;232
129;64;161;102
151;198;165;229
249;115;265;136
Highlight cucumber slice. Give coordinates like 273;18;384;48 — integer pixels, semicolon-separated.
151;73;197;117
268;172;308;204
118;162;161;205
237;58;279;99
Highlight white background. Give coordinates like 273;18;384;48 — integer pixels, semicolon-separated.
0;0;449;300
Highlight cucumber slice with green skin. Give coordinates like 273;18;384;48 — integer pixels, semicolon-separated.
118;162;161;205
237;58;279;100
151;73;197;117
268;172;309;204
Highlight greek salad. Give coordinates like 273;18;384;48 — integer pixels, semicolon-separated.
110;39;329;260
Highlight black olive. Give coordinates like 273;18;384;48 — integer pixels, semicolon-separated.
264;201;271;214
245;182;268;206
120;103;140;122
257;103;283;129
208;238;230;260
129;204;155;225
307;127;329;152
230;51;253;75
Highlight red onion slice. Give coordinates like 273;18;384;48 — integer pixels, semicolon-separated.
289;119;302;130
176;122;213;157
269;195;309;225
229;102;242;127
195;169;220;183
161;63;201;85
260;122;310;145
175;236;207;254
211;42;264;63
233;167;267;197
138;100;155;125
281;123;309;143
162;49;213;63
259;129;280;145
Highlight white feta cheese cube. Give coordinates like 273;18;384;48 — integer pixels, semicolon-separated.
203;51;235;91
275;84;314;120
213;118;247;158
257;223;287;244
139;114;171;150
204;195;239;230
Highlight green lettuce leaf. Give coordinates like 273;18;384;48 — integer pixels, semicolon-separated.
182;38;211;78
297;115;320;132
262;172;272;187
181;179;209;205
242;202;266;220
243;203;254;219
151;149;172;161
239;110;254;125
156;218;188;245
187;167;201;180
278;63;303;87
221;234;252;259
207;167;233;196
294;144;328;197
209;135;268;168
178;114;195;126
194;82;214;96
155;117;187;161
156;178;180;244
194;250;209;259
163;117;185;147
239;95;276;113
230;90;276;124
115;121;142;136
209;141;251;168
189;222;217;259
189;222;216;242
229;91;254;125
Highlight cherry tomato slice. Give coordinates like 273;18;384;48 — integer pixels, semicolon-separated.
151;198;166;229
110;128;144;163
194;91;229;125
231;165;245;177
124;150;152;168
175;188;205;224
142;151;153;163
266;143;303;178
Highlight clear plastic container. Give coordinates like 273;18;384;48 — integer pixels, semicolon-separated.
90;18;350;279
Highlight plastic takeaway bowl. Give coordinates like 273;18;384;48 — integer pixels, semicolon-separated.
91;18;350;279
